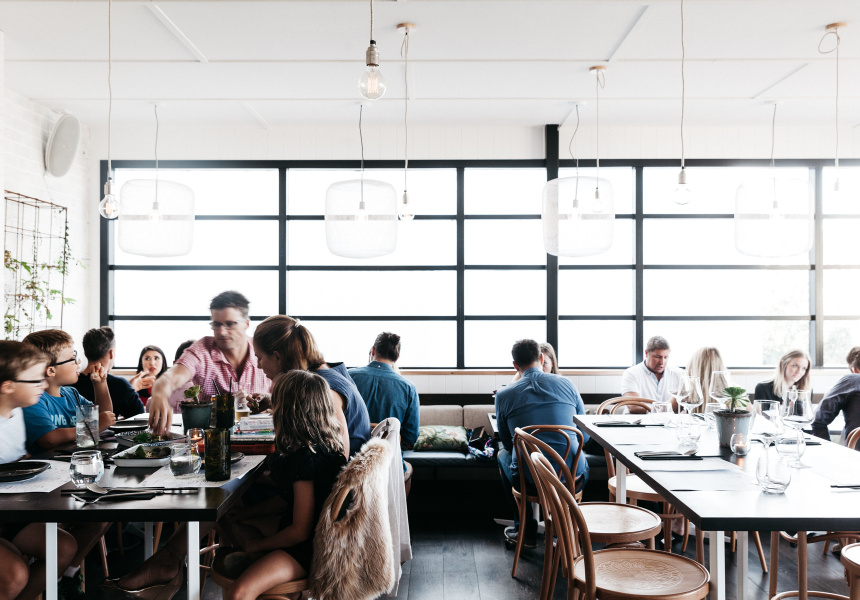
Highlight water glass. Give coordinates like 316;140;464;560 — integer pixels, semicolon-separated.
75;404;99;448
775;431;806;467
704;402;723;430
652;402;673;425
675;416;703;448
756;443;792;493
730;432;750;456
168;443;202;478
753;399;784;439
69;450;104;487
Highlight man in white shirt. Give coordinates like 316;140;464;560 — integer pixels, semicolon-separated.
621;336;683;403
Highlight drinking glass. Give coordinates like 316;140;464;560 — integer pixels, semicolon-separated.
169;443;202;478
214;382;239;429
234;392;251;424
756;441;792;493
69;450;104;487
753;399;784;440
652;402;673;425
704;402;723;430
675;417;703;448
775;433;806;468
204;428;231;482
675;376;704;415
75;404;99;448
709;371;733;407
781;390;813;467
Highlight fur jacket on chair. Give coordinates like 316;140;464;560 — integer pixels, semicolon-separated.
310;437;395;600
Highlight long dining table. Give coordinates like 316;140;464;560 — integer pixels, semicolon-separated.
574;413;860;600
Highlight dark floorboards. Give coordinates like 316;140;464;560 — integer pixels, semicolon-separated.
82;480;853;600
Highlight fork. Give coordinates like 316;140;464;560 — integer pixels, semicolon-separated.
70;491;154;504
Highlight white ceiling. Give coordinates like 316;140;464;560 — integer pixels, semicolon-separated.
2;0;860;128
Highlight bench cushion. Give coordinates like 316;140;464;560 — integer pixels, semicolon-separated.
419;405;463;427
463;404;494;431
402;450;475;467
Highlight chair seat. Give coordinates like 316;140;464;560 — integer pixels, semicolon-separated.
842;543;860;573
574;548;710;599
580;502;663;544
608;475;662;503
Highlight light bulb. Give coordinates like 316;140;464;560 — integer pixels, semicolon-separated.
98;179;120;219
149;202;162;222
359;42;386;100
399;191;414;221
672;167;693;206
356;199;369;222
566;198;582;222
592;187;605;213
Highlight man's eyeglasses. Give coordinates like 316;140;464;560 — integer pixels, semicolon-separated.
210;321;240;331
14;379;46;385
53;351;79;366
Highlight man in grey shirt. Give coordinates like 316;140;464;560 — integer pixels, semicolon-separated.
811;346;860;445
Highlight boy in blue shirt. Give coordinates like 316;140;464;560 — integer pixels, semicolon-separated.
22;329;115;452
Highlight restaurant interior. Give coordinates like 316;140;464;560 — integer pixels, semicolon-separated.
2;0;860;599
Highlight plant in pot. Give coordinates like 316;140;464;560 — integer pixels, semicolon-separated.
713;386;753;447
179;385;212;432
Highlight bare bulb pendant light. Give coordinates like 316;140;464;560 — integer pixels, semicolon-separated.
398;23;415;221
325;105;398;258
541;66;614;257
820;22;847;199
671;0;693;205
734;103;813;257
98;0;119;219
118;106;195;257
358;0;387;100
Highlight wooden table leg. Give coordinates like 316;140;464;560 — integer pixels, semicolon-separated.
144;522;154;560
46;523;57;600
770;531;780;599
709;530;726;600
615;460;626;504
798;531;808;600
187;521;200;600
737;531;748;600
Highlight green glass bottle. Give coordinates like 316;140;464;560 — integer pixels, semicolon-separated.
204;428;231;481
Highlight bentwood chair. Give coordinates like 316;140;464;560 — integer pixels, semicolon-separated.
841;543;860;600
510;425;584;577
518;429;662;600
822;427;860;555
530;451;711;600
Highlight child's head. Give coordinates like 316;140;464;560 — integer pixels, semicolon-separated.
271;370;342;457
23;329;79;386
0;340;50;408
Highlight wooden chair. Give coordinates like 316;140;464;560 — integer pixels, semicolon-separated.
509;425;584;578
530;450;711;600
518;428;663;600
822;427;860;555
841;543;860;600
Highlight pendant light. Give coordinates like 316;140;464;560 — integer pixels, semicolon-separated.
734;103;813;257
325;106;398;258
820;22;847;199
118;106;195;257
398;23;415;221
671;0;693;205
98;0;119;219
541;66;614;257
358;0;386;100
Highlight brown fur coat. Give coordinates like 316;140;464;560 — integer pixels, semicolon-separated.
309;437;395;600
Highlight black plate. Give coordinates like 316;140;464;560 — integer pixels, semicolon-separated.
0;461;51;482
109;422;150;433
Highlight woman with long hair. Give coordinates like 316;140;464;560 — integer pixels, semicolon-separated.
755;349;811;403
129;345;168;403
686;347;726;413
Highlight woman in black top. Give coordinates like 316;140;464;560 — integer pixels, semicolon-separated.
755;349;811;403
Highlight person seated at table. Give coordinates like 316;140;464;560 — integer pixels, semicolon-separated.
511;342;559;382
621;335;683;404
495;339;589;549
129;345;168;405
0;340;80;600
72;326;144;419
755;349;811;403
812;346;860;445
348;332;419;450
21;329;115;452
253;315;369;456
166;339;196;414
685;346;725;413
218;370;347;600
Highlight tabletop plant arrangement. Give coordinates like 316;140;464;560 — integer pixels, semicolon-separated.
179;385;213;431
713;386;753;447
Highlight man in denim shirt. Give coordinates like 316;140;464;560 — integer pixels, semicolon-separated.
495;339;588;549
812;346;860;445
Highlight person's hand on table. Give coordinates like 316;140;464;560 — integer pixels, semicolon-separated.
147;394;173;436
99;411;116;429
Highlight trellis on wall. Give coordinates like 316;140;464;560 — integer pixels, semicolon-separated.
4;191;74;340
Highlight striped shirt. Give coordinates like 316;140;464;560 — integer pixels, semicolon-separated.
176;336;271;400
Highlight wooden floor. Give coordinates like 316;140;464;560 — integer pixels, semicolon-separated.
91;480;853;600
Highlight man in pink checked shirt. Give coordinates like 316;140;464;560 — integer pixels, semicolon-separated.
147;290;271;436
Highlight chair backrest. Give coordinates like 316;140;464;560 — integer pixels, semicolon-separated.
513;425;584;495
847;427;860;450
599;398;655;479
530;451;597;600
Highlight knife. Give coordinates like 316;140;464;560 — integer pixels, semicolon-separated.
637;455;703;461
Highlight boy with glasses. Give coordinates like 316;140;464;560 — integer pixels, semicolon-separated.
21;330;115;453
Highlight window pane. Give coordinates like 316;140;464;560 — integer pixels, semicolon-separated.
823;220;860;265
288;220;456;266
558;167;635;214
645;270;808;317
115;168;278;215
111;319;263;369
289;271;455;316
644;167;811;215
644;219;809;266
558;320;634;367
465;169;546;214
465;271;546;315
114;271;278;317
113;220;279;266
824;320;860;367
558;219;634;266
464;320;546;367
823;167;860;215
303;320;456;368
644;320;809;368
824;270;860;316
288;169;456;216
465;220;546;265
559;271;634;315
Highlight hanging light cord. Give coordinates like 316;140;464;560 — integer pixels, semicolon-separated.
369;0;374;41
568;104;580;170
680;0;686;171
359;104;365;203
401;30;409;192
153;105;160;207
769;102;777;170
819;27;841;173
107;0;112;176
595;69;605;188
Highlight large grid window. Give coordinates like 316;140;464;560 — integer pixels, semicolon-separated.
102;159;857;370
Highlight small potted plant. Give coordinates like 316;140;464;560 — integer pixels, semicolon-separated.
179;385;212;432
713;386;754;447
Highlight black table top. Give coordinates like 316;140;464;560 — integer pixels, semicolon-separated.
575;415;860;532
0;441;265;524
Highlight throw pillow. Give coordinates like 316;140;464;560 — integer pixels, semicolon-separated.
413;425;469;453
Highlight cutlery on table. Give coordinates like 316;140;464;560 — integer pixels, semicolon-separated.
70;491;157;504
831;484;860;489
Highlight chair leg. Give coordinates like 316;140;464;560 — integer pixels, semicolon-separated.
753;531;768;573
798;531;808;600
681;518;690;553
200;530;217;589
696;528;705;564
153;522;164;554
731;531;737;553
662;503;673;552
117;522;124;555
770;531;780;599
511;493;526;578
99;536;109;577
824;539;832;554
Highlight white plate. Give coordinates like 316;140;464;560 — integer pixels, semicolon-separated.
112;444;173;468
